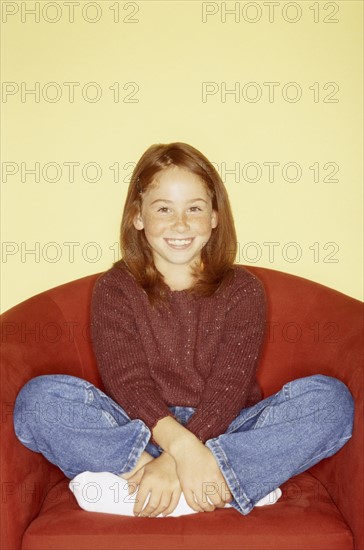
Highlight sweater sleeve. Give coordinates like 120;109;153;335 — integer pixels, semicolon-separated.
90;272;175;436
184;275;267;444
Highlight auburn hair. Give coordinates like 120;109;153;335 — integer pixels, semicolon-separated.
113;142;238;309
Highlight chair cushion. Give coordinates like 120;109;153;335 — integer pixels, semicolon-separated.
22;472;353;550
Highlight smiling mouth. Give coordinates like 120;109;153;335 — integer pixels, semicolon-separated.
164;238;194;249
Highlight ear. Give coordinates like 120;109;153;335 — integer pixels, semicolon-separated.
133;211;144;231
211;209;218;229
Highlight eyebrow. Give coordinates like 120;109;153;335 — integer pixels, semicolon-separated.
150;198;207;205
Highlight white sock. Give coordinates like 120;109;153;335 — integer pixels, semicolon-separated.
69;471;281;517
254;487;282;507
69;471;199;517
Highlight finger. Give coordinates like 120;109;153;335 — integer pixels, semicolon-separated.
204;492;225;509
148;492;173;518
206;481;232;506
195;491;215;512
202;483;223;509
215;501;226;508
212;495;228;508
184;490;204;513
133;485;153;516
220;481;234;503
138;491;162;517
127;469;144;496
160;489;182;517
208;495;227;509
127;481;139;496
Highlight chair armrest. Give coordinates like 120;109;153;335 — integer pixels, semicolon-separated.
288;289;364;550
253;269;364;550
308;364;363;550
0;293;85;550
1;355;66;550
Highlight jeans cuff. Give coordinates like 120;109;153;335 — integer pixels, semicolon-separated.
120;420;151;475
205;438;253;516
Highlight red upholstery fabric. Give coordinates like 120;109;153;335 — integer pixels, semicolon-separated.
1;266;363;550
21;472;353;550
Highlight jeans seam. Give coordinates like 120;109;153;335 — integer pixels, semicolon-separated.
226;401;270;433
253;406;271;429
101;410;118;427
91;386;134;424
16;435;36;445
85;387;94;404
298;434;352;472
283;381;291;400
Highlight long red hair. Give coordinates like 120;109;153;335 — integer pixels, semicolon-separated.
113;142;238;309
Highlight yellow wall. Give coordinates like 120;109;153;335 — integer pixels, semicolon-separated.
1;0;363;313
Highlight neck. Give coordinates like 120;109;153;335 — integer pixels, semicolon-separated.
157;262;201;292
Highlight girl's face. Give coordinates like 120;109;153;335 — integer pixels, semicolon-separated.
133;166;218;282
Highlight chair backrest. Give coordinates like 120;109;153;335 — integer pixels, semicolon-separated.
246;266;362;396
2;266;362;397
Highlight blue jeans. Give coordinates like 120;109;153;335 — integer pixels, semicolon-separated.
13;374;354;515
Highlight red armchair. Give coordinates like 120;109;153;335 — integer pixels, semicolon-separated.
1;266;363;550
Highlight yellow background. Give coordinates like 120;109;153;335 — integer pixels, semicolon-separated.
1;0;363;313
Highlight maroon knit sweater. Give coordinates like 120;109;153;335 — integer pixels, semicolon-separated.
90;260;267;445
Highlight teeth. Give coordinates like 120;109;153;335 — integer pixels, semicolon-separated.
167;239;192;245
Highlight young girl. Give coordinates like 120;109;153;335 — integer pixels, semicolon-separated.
13;142;354;519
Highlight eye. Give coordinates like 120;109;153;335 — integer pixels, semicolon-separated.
189;206;203;212
157;207;170;213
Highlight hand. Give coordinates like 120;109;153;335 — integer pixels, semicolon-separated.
126;452;182;517
172;437;234;513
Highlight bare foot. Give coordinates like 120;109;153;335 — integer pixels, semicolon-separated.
119;451;154;480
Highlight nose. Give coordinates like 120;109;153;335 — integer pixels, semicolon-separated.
171;212;190;231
